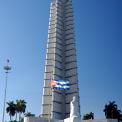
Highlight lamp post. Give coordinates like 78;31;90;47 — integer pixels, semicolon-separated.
2;59;11;122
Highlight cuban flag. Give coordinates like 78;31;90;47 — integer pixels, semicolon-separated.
50;80;70;90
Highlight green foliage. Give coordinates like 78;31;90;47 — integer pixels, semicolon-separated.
6;101;16;121
16;99;27;121
82;112;94;120
103;101;122;121
6;99;27;122
24;112;35;117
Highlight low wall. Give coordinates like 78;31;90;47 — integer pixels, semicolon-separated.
24;117;52;122
81;119;118;122
24;117;118;122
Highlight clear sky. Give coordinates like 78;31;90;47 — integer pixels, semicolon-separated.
0;0;122;121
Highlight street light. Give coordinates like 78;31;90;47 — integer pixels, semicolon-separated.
2;59;11;122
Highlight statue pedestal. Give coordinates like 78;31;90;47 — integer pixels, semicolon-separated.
64;116;81;122
70;116;81;122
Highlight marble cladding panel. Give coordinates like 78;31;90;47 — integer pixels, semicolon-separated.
56;39;63;45
65;29;74;35
46;59;54;66
65;55;76;63
65;62;77;69
65;33;75;40
65;2;72;7
43;87;52;96
48;42;56;48
56;23;63;30
57;11;63;18
64;7;73;14
65;38;75;44
56;33;63;40
44;72;53;80
56;43;63;50
65;16;74;22
46;53;55;60
65;93;73;103
65;21;74;28
48;38;56;43
49;17;57;24
53;74;62;80
49;23;57;30
49;28;56;34
50;6;57;15
52;102;62;113
44;79;51;87
52;112;62;120
54;67;63;76
66;84;78;93
50;8;57;14
66;75;78;84
65;49;76;56
47;47;55;53
42;115;48;119
53;92;63;103
54;54;62;62
65;93;78;103
42;105;51;114
65;68;77;77
49;20;57;26
55;49;62;57
48;33;56;39
65;43;75;50
64;12;73;18
50;12;57;18
57;20;63;27
64;24;74;31
45;65;54;73
55;61;62;69
56;27;63;34
43;95;52;105
65;104;70;113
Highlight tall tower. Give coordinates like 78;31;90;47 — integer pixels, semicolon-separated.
42;0;80;120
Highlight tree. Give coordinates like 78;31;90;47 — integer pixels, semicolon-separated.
24;112;35;117
16;99;26;122
82;112;94;120
103;101;122;121
6;101;16;121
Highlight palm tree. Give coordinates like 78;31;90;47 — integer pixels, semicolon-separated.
103;101;121;121
6;101;16;121
82;112;94;120
16;99;26;122
104;101;117;118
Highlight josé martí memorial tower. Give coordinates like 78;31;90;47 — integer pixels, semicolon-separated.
42;0;80;120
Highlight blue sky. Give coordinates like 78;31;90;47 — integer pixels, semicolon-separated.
0;0;122;121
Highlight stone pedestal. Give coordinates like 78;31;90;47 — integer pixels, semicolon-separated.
70;117;81;122
64;117;81;122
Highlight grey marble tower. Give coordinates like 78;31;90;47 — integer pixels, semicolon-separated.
42;0;80;120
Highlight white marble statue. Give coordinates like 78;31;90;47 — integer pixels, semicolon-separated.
70;96;80;118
